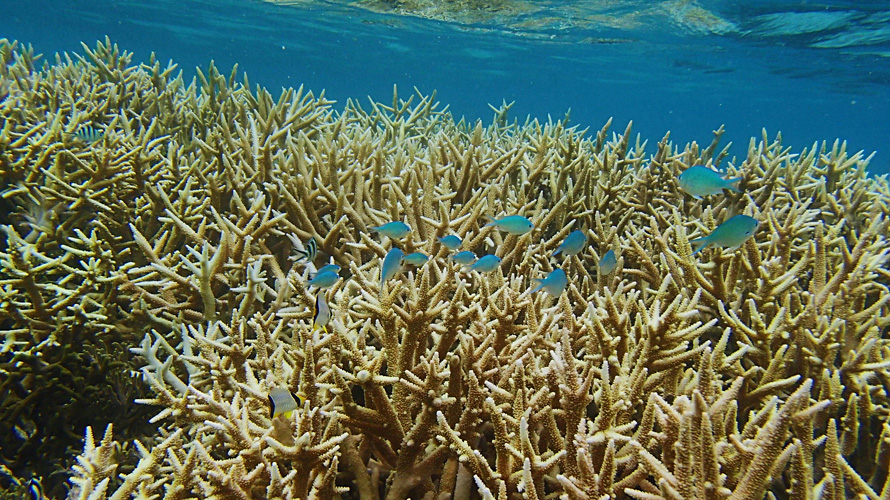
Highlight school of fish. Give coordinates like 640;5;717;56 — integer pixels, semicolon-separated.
270;164;758;416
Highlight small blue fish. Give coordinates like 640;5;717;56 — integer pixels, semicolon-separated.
690;215;759;255
678;165;741;199
295;237;318;262
450;251;476;266
553;230;587;257
313;292;331;331
371;221;411;239
72;125;104;144
485;215;534;236
470;255;501;273
599;250;617;275
315;264;341;275
380;248;405;288
308;270;339;289
402;252;429;266
438;235;462;250
531;268;567;296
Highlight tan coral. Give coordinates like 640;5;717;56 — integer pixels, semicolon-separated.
1;39;889;500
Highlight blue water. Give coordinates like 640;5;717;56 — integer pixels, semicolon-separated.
3;0;889;172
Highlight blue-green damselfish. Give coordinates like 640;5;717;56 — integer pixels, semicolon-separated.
308;270;340;289
598;250;617;275
678;165;741;199
485;215;534;235
553;230;587;257
530;268;567;296
691;214;759;254
402;252;429;266
438;235;462;250
371;221;411;239
450;251;476;266
380;248;405;288
470;255;502;273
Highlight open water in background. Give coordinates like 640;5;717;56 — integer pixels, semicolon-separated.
2;0;889;173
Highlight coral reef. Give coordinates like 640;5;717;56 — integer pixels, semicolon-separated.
0;40;156;499
2;38;890;500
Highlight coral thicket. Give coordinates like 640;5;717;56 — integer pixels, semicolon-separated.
1;38;889;500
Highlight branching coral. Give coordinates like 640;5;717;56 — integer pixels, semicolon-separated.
2;38;889;499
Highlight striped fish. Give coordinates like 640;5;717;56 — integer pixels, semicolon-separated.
28;478;47;500
295;237;317;262
313;292;331;332
72;125;105;144
268;387;302;418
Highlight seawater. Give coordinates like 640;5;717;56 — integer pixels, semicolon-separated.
2;0;889;172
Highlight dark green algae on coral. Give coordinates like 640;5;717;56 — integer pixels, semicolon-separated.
2;38;890;499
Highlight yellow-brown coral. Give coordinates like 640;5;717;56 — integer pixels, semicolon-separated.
1;38;889;500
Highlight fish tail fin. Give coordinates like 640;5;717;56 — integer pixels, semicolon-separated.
483;215;497;227
690;237;709;255
725;177;742;192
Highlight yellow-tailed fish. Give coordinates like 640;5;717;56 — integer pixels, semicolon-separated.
308;270;339;289
598;250;617;275
295;237;318;262
380;248;405;288
313;292;331;331
371;221;411;239
690;214;759;255
678;165;741;199
268;387;301;418
438;235;461;250
553;230;587;257
530;268;567;296
470;254;501;273
485;215;534;235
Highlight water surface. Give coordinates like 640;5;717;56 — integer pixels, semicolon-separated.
3;0;889;171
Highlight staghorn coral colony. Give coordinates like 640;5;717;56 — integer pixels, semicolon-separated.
1;37;889;500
